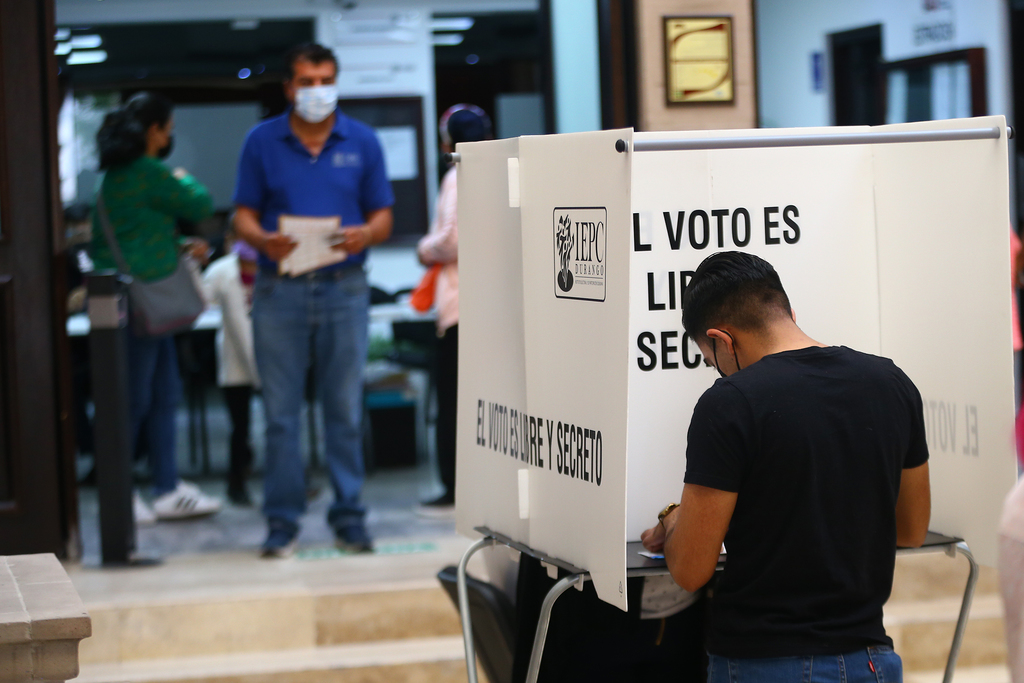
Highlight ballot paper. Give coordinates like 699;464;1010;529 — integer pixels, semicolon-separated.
278;214;348;276
637;543;726;561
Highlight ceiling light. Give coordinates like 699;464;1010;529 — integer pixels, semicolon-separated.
432;33;464;46
430;17;474;32
67;50;108;65
55;42;72;56
231;19;259;30
238;68;252;79
70;34;102;49
55;28;70;41
466;54;480;65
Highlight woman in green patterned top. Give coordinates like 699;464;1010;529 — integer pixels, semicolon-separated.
92;91;222;522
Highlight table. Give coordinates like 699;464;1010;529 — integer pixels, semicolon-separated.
68;303;437;472
456;526;978;683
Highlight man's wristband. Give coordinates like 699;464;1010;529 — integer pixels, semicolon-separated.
658;502;679;526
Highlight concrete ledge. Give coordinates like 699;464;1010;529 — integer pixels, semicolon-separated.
0;555;91;683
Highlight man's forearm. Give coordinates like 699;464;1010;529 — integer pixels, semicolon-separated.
233;207;267;250
364;207;393;247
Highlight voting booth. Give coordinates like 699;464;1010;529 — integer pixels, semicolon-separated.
455;117;1018;626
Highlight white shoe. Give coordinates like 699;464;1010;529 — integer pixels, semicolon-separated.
133;492;157;526
152;481;222;520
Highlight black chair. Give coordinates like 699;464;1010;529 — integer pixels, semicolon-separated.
437;565;516;683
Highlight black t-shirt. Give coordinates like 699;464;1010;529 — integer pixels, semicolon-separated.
684;346;928;658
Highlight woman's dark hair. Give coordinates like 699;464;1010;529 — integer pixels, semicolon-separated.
97;91;173;169
681;251;792;342
439;104;492;146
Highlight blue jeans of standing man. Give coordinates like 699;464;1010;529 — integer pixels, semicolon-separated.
126;329;181;496
252;268;369;535
708;647;903;683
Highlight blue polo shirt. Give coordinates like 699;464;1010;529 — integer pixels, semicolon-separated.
233;108;395;272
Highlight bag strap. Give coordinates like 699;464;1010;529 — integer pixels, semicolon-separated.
95;190;133;276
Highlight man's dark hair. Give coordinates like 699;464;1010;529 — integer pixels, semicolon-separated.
285;43;338;80
96;91;173;169
681;251;792;341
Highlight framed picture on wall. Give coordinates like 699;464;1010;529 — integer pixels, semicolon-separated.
663;16;734;104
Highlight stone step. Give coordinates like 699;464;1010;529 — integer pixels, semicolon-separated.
891;552;1000;602
906;665;1010;683
76;636;484;683
79;579;463;665
69;543;1008;678
887;551;1006;672
887;594;1006;672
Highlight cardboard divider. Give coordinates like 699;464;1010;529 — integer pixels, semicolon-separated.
457;118;1016;611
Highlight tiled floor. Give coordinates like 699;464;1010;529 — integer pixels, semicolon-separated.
75;369;450;566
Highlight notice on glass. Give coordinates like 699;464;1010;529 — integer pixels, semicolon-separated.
278;214;347;276
376;126;418;181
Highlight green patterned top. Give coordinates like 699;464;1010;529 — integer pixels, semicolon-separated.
91;156;213;282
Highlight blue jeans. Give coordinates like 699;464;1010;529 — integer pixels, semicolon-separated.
252;268;369;533
126;328;181;496
708;647;902;683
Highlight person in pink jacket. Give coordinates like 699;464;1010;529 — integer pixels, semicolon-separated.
416;104;491;514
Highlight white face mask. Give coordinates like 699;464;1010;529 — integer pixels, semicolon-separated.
294;85;337;123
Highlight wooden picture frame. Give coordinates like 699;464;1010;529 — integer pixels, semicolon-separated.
663;16;734;105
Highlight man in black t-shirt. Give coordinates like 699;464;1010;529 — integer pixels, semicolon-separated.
641;252;931;683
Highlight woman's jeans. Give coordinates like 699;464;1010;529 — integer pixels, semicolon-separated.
252;268;369;534
126;328;182;496
708;647;903;683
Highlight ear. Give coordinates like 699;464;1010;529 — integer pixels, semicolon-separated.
790;308;797;323
706;328;735;352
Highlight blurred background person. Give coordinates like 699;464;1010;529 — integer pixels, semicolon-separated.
416;104;490;515
202;234;260;506
233;43;394;557
91;91;222;521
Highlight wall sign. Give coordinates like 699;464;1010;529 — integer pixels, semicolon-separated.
663;16;734;104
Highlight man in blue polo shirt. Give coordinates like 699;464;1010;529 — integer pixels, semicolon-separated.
233;43;394;557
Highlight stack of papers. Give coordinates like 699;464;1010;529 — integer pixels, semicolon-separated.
278;214;348;276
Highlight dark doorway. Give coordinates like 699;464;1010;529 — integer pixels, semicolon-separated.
1010;1;1024;226
432;11;547;179
0;0;75;555
830;25;883;126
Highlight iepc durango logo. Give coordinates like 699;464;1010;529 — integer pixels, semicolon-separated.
552;207;607;302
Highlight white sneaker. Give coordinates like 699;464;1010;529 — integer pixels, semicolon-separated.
133;492;157;526
152;480;222;520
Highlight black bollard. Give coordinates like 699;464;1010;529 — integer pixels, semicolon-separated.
87;271;136;565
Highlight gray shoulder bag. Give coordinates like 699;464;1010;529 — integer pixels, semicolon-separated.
96;191;204;337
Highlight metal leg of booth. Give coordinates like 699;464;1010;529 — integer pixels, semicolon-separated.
457;536;497;683
942;542;979;683
523;573;587;683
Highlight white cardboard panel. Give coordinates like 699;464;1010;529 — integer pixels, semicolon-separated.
518;129;633;610
626;128;881;539
455;137;531;545
872;116;1017;566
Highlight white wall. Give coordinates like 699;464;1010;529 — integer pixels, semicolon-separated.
754;0;1013;129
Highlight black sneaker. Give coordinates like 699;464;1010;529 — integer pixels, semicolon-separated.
261;526;298;559
416;494;455;519
227;484;253;507
334;523;373;553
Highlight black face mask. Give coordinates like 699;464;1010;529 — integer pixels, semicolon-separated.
157;134;174;160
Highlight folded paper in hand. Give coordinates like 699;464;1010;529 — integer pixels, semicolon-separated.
278;214;348;276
